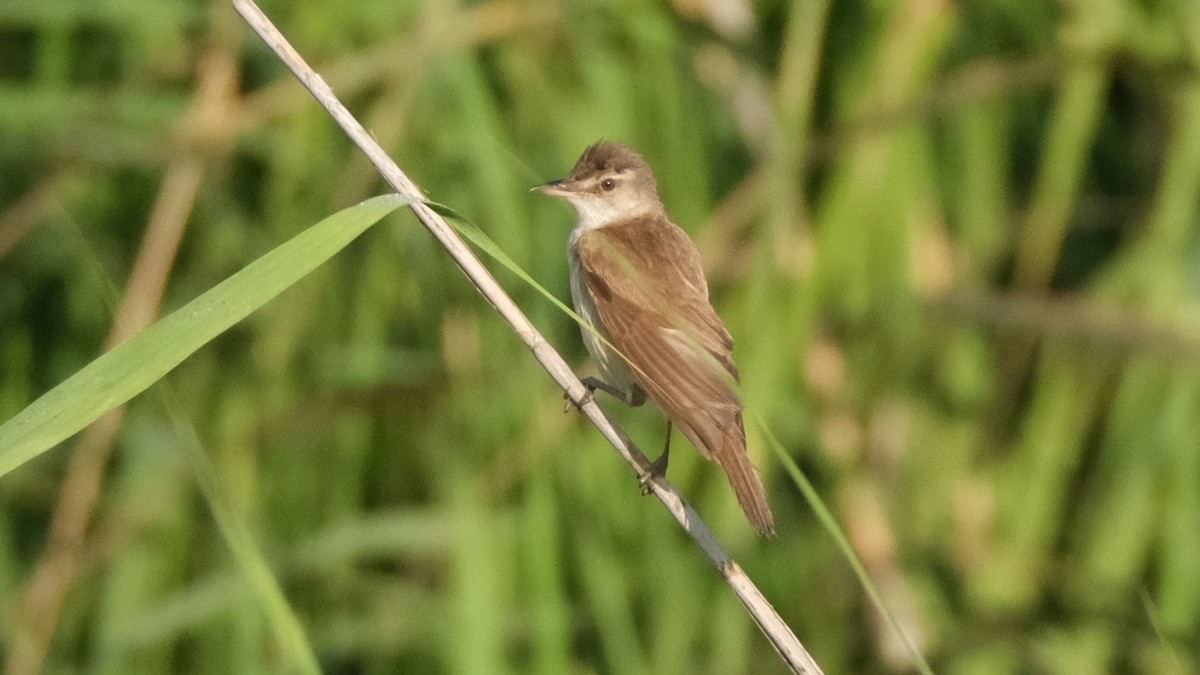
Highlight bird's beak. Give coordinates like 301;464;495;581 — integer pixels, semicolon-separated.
531;179;573;198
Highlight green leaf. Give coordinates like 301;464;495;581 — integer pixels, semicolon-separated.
0;193;411;478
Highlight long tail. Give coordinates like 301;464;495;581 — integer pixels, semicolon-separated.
713;423;775;536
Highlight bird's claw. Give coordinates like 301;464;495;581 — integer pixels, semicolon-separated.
563;388;594;413
638;451;669;495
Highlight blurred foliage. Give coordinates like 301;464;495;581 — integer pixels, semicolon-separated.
3;0;1200;673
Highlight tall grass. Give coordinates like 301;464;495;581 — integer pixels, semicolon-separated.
2;0;1199;672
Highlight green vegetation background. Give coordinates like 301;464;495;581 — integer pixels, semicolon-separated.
2;0;1199;672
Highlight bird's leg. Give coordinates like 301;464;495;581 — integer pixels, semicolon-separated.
582;376;634;403
564;377;644;411
563;380;665;495
639;420;672;495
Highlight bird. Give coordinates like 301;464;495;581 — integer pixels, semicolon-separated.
533;141;775;535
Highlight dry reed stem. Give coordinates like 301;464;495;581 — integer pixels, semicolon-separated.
232;1;824;672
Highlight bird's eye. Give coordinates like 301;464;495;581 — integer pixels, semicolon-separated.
601;178;616;191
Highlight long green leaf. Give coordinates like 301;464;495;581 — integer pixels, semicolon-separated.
0;193;411;478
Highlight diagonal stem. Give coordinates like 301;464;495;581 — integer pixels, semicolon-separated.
232;2;823;672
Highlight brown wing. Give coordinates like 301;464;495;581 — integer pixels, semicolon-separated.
576;216;736;401
576;217;775;534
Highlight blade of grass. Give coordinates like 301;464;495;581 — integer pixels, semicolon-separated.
428;201;585;330
751;411;935;675
0;194;411;479
167;400;321;675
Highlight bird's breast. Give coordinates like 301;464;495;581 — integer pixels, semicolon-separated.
568;236;635;390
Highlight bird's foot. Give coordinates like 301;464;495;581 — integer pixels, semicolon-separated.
638;446;670;496
563;388;595;413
